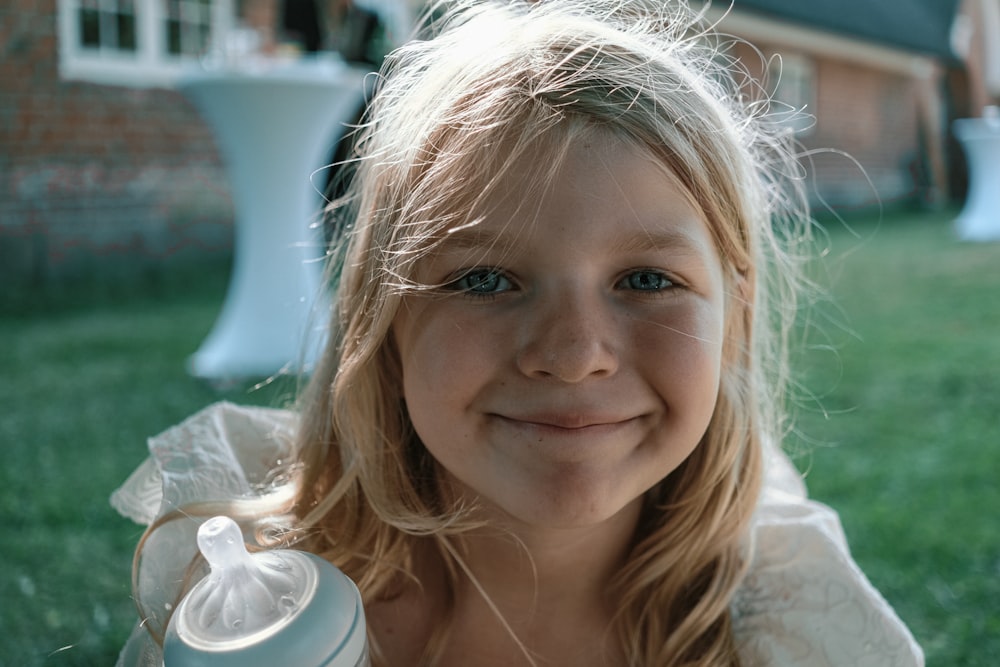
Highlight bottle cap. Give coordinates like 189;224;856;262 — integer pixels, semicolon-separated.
164;516;367;666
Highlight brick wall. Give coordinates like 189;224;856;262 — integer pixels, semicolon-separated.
0;1;233;287
808;60;923;209
731;41;936;212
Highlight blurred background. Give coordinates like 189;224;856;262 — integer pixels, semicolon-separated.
1;0;998;665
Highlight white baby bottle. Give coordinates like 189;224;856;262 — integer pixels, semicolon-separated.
163;515;369;666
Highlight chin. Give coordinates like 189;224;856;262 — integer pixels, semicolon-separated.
494;488;644;533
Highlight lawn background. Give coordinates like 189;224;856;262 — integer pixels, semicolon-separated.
1;209;997;665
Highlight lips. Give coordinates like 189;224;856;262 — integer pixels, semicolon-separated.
492;412;637;431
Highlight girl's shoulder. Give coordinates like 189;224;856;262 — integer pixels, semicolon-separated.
733;446;924;666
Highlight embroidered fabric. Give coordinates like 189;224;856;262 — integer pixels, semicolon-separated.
734;484;924;665
111;402;923;666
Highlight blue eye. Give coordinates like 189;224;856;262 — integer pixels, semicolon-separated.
621;270;673;291
450;269;513;294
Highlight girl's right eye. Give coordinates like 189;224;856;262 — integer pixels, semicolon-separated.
447;268;513;295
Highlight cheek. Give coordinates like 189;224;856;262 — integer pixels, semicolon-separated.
399;308;491;379
394;305;499;431
635;303;725;414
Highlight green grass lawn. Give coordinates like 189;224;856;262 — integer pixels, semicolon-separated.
0;261;295;666
0;209;997;665
788;209;1000;664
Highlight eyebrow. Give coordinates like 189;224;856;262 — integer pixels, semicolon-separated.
608;225;710;257
437;225;523;255
435;219;710;258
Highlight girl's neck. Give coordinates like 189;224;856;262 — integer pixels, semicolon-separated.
437;498;643;665
452;498;642;611
367;498;643;666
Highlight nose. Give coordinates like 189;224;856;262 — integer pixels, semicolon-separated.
516;292;619;382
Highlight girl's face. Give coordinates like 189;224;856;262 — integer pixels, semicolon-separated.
392;131;727;531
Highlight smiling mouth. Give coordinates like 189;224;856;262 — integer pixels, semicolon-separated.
493;414;637;431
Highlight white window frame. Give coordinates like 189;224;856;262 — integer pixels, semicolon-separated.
57;0;235;88
768;52;817;136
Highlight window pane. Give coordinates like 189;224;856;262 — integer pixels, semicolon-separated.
167;19;182;55
117;11;136;51
163;0;214;56
78;1;138;53
80;9;100;48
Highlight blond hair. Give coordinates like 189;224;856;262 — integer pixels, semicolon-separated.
135;1;813;663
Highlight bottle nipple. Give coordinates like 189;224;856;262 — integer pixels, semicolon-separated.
197;514;250;569
176;516;311;648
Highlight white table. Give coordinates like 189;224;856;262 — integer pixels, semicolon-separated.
179;57;366;380
954;113;1000;242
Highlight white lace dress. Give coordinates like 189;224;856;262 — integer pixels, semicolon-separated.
111;402;924;666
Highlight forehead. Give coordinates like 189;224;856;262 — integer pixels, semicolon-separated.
431;130;716;260
430;124;683;216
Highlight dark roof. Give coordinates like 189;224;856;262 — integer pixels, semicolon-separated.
730;0;961;60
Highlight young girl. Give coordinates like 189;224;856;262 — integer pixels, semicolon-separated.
113;1;924;664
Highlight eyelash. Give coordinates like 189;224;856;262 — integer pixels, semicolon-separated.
445;268;514;297
616;269;676;292
445;267;680;298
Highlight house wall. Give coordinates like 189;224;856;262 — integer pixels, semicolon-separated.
0;0;409;287
809;58;930;209
0;2;967;286
731;38;942;212
0;3;233;287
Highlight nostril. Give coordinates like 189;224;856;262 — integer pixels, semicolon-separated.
517;330;618;383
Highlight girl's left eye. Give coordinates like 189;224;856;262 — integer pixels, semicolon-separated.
619;270;674;291
448;268;513;294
